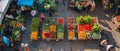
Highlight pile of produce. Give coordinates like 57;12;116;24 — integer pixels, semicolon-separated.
42;23;49;31
58;18;64;24
68;17;75;40
84;15;92;24
12;28;20;41
15;23;22;28
76;16;85;24
78;31;86;40
68;17;75;31
78;24;85;31
92;32;101;39
92;24;99;32
50;24;56;32
85;24;92;31
68;31;75;39
50;32;56;40
86;32;92;39
30;31;38;40
76;15;101;40
16;15;25;23
50;18;57;24
57;24;64;39
68;17;74;24
32;18;39;31
57;24;64;32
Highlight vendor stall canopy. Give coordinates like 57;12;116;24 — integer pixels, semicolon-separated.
17;0;34;6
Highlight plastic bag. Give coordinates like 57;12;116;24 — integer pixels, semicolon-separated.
21;25;26;31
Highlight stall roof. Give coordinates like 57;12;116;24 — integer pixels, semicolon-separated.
17;0;34;7
0;0;11;25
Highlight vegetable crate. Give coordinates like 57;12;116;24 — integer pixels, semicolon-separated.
57;18;64;40
49;18;57;40
12;28;21;41
42;17;50;40
68;17;76;40
76;16;101;40
30;18;39;40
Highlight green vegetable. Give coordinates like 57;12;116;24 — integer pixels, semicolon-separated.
92;24;99;32
42;23;49;30
86;32;92;39
16;15;25;23
12;28;20;40
76;16;85;24
57;24;64;32
57;32;64;39
32;18;39;31
84;15;92;24
92;32;101;39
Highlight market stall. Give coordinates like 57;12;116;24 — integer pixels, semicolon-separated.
42;17;50;40
49;18;57;40
69;0;95;11
76;15;101;40
0;0;11;25
38;0;57;12
57;18;64;40
68;17;76;40
30;18;39;40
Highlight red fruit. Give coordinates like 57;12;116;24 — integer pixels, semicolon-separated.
58;18;64;24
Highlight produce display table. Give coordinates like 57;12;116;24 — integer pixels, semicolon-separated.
76;16;101;40
30;18;39;40
49;18;57;40
57;18;64;40
69;0;95;11
12;28;21;41
68;17;76;40
42;17;50;40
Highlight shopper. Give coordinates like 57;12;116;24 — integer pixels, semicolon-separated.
99;39;108;47
48;7;53;17
86;4;92;13
48;48;54;51
77;4;82;13
40;13;45;23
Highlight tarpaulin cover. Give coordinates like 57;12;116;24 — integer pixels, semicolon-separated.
17;0;34;6
2;36;10;46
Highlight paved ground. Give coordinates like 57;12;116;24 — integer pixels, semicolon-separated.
1;0;120;51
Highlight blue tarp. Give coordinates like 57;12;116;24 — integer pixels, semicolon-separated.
2;36;10;46
17;0;34;6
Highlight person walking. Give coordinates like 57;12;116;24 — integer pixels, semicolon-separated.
48;7;53;17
